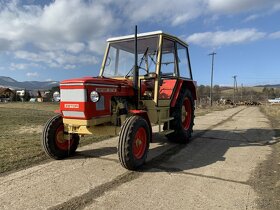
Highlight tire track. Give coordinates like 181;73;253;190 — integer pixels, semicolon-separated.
50;107;247;210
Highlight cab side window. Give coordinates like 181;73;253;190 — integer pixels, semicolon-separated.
161;39;177;77
177;43;191;79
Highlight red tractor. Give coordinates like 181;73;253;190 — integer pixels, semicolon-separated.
42;28;197;170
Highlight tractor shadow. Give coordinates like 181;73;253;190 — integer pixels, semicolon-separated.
73;132;171;160
75;147;117;159
71;128;279;173
143;127;279;172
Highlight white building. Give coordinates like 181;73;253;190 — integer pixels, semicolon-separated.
268;98;280;104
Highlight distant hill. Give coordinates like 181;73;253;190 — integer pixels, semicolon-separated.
255;84;280;88
0;76;59;90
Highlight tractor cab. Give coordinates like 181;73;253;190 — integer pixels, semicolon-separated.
102;31;194;102
42;30;197;170
101;31;196;125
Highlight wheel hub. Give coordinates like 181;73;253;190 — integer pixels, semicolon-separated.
135;138;142;147
55;125;72;150
56;130;66;144
133;127;147;159
182;98;192;130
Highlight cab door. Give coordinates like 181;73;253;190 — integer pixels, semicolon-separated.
157;38;178;107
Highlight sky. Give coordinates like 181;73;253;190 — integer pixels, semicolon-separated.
0;0;279;86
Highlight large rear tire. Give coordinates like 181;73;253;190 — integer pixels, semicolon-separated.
42;115;79;159
118;116;150;170
166;89;195;143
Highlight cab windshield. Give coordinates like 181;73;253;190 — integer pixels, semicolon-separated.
102;36;159;77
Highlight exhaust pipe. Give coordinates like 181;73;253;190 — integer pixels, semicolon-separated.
133;25;139;109
133;25;139;95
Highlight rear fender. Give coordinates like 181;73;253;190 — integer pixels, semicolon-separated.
129;110;153;142
171;80;197;107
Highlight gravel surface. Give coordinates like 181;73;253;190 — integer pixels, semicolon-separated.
0;106;275;210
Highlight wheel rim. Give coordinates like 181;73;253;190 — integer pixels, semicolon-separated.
182;98;192;130
55;125;73;150
133;127;147;159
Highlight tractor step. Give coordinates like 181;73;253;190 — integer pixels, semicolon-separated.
160;129;174;135
159;117;174;123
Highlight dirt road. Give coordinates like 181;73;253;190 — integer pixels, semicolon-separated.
0;107;275;210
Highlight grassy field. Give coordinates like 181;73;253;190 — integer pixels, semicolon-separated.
0;102;230;174
221;86;264;95
0;103;58;173
0;102;112;174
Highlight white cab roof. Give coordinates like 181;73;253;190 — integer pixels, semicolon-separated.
107;31;163;42
107;30;188;46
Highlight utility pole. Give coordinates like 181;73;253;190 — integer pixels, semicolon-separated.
241;83;243;101
232;75;237;103
208;52;216;106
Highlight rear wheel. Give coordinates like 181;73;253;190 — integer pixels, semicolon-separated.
42;115;79;159
118;116;150;170
166;89;194;143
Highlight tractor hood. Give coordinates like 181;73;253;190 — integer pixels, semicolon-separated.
60;76;133;87
59;76;135;120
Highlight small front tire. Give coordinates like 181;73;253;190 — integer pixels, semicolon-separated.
42;115;79;159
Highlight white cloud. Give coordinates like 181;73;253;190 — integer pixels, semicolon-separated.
10;62;40;70
207;0;279;14
121;0;205;26
0;0;279;73
64;64;77;70
26;72;38;77
0;0;117;54
118;0;280;26
243;1;280;22
268;31;280;39
88;39;107;55
186;29;266;47
66;43;85;54
14;50;98;69
243;14;259;22
0;0;278;52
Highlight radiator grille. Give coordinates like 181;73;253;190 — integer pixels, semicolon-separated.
60;89;86;102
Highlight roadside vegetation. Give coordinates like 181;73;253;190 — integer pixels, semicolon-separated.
254;105;280;210
197;85;280;104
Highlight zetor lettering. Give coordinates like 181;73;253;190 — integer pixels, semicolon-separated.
64;104;79;109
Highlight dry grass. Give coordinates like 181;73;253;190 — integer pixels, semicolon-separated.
0;102;110;174
0;103;58;174
260;105;280;130
221;86;264;95
256;105;280;210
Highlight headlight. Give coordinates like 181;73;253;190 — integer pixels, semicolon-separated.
90;91;100;102
53;91;60;102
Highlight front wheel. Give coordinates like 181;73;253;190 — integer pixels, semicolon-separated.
42;115;79;159
118;116;150;170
